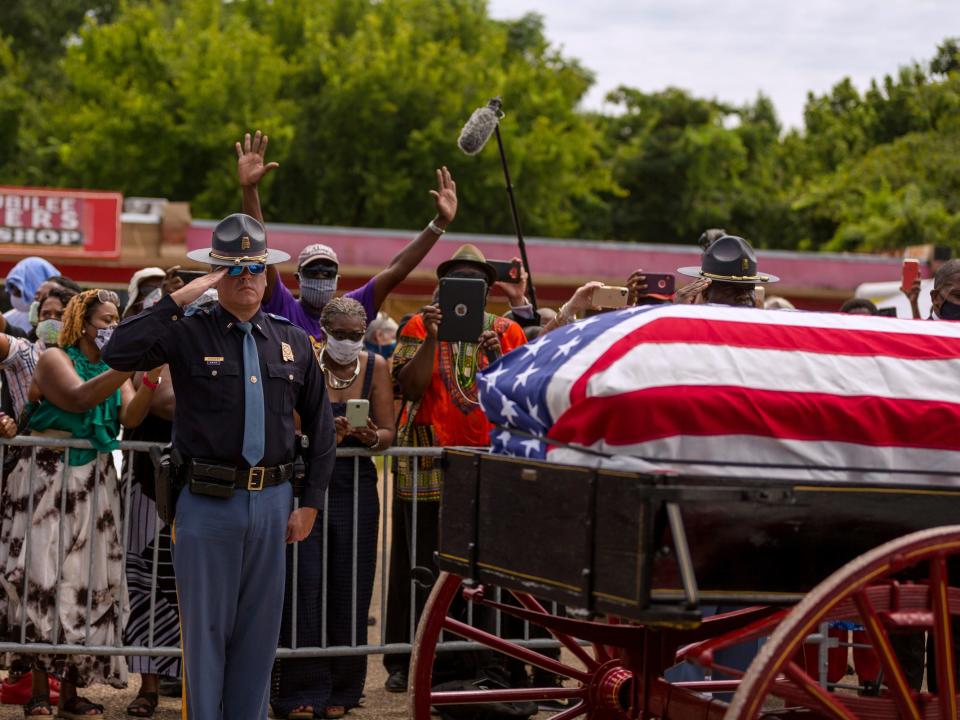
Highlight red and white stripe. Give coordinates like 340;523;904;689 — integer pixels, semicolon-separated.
544;305;960;483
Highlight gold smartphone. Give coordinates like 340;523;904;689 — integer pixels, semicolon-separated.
592;285;629;309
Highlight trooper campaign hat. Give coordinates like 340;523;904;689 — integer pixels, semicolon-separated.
677;234;779;284
436;244;498;287
187;213;290;267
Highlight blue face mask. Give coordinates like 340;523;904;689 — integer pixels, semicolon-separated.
364;340;397;359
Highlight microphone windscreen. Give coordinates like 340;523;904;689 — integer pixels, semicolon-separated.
457;105;500;155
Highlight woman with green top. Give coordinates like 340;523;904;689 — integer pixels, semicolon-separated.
0;289;160;718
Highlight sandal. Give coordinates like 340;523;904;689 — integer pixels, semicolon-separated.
23;696;53;717
324;706;346;719
287;706;314;720
57;695;104;719
126;692;159;718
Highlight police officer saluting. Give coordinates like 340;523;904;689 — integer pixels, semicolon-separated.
103;213;335;720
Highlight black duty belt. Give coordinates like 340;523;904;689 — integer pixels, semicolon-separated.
189;460;295;492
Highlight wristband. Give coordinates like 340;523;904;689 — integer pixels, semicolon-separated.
367;431;380;450
141;373;161;390
427;220;446;236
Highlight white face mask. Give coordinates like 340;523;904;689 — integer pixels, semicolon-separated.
93;325;116;351
324;335;363;365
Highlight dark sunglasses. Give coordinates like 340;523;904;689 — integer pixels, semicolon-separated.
226;264;267;277
299;265;337;280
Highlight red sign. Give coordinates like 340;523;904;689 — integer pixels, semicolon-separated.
0;186;122;259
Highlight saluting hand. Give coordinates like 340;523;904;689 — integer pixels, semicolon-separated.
170;268;227;309
286;507;318;544
674;278;710;305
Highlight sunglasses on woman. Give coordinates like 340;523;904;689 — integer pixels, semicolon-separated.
225;263;267;277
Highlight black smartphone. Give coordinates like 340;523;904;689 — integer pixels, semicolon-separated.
489;259;522;284
877;307;898;317
176;270;207;284
438;277;487;343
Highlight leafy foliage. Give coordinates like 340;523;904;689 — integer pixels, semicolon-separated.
0;1;957;254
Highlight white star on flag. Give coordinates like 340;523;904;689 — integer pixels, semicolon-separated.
496;430;512;446
521;338;548;358
526;399;545;429
512;363;539;391
500;395;520;424
556;337;580;357
481;364;510;388
520;438;542;458
567;315;603;332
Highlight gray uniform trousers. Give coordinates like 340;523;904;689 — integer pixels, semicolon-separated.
173;481;293;720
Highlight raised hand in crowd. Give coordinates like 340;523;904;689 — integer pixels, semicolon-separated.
421;303;442;340
161;265;185;296
541;280;604;334
627;269;648;306
478;330;502;360
494;256;529;307
237;130;279;189
901;274;922;319
430;166;458;229
674;278;711;305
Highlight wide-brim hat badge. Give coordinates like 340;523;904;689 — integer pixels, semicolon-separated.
186;213;290;266
677;234;779;284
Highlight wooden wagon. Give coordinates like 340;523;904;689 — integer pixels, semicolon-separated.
408;448;960;719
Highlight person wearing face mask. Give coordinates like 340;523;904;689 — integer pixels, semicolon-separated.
2;257;59;334
674;231;779;308
928;259;960;320
381;245;527;691
0;289;161;719
123;267;168;320
0;286;77;707
235;130;459;350
363;311;399;359
272;297;395;720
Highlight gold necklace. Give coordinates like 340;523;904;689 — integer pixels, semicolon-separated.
319;349;360;390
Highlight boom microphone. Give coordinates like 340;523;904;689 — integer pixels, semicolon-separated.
457;97;502;155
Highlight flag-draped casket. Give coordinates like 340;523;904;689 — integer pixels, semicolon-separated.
478;305;960;483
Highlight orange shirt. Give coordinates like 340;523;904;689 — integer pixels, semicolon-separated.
393;313;527;447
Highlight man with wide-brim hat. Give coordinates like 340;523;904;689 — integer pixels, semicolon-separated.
675;232;779;307
105;212;336;720
381;242;526;688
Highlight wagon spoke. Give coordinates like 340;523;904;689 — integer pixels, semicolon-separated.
431;685;585;706
853;588;922;720
510;590;599;670
782;660;859;720
929;554;959;720
441;616;592;683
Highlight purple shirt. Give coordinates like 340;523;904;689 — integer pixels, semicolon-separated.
262;276;377;346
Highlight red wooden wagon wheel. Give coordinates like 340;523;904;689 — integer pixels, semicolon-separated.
410;572;766;720
724;525;960;720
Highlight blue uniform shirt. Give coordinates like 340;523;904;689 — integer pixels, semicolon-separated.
103;293;335;509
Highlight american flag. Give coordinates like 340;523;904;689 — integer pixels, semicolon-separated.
477;304;960;483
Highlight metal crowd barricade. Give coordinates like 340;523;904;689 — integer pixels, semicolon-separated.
0;436;564;665
0;435;843;685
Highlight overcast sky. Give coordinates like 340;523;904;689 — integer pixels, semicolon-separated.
487;0;960;129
